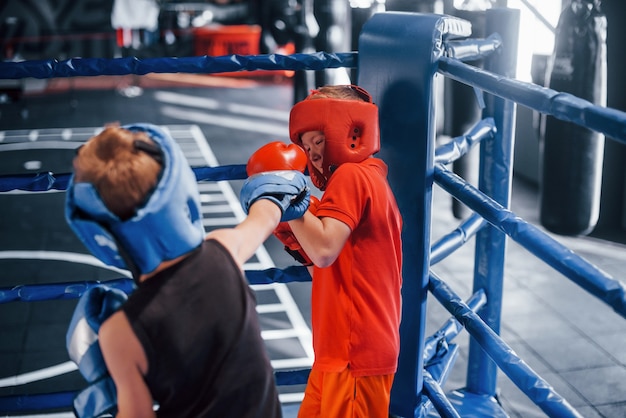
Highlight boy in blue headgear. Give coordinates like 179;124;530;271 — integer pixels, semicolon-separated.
65;123;309;418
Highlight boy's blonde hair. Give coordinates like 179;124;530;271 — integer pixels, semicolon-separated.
307;85;367;101
73;125;162;221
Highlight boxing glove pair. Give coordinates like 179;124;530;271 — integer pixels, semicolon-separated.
243;141;317;266
240;141;311;223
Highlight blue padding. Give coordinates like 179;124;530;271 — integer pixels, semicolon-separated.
245;266;311;284
358;12;471;417
428;271;581;417
423;290;486;365
445;33;502;61
0;391;76;413
0;52;357;79
425;343;459;384
437;56;626;146
65;123;206;276
434;164;626;318
434;118;496;165
430;214;487;266
0;165;248;193
0;172;57;192
193;164;247;181
67;210;125;270
0;278;134;303
423;356;461;417
422;344;460;417
0;267;311;305
445;389;508;418
274;368;311;386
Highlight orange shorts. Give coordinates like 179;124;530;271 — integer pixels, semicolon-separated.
297;367;393;418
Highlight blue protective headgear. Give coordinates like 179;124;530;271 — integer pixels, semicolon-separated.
65;123;205;279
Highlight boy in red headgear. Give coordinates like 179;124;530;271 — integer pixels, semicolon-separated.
286;85;403;417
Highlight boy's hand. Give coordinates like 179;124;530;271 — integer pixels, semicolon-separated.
240;170;310;222
273;195;319;266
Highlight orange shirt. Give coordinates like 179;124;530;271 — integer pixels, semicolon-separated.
312;158;403;377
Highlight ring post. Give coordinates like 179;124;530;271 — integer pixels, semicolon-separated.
358;12;471;417
465;7;520;397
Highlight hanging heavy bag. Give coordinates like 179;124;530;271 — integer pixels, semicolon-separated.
540;0;607;236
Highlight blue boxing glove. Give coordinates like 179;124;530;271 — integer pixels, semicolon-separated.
240;170;310;222
66;285;127;382
66;285;127;418
73;377;118;418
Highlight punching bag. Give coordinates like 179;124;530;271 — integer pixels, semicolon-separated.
540;0;607;236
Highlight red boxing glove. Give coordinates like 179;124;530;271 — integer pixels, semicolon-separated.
246;141;308;176
273;195;319;266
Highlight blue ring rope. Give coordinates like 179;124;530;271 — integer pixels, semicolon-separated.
0;164;248;192
0;52;357;80
0;266;312;304
0;369;312;412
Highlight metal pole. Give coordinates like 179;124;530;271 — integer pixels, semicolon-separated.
465;7;520;396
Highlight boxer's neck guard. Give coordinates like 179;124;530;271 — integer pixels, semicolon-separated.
65;123;205;279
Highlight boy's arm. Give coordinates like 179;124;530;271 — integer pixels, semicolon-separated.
207;199;282;268
99;312;155;418
210;168;309;269
288;212;351;268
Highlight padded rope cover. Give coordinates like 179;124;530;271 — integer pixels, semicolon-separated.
65;123;205;276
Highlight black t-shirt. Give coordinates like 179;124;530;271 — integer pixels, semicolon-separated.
123;239;281;418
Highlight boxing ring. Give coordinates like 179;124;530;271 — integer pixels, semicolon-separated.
2;9;626;418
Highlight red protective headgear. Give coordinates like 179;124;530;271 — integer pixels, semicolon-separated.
289;85;380;190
